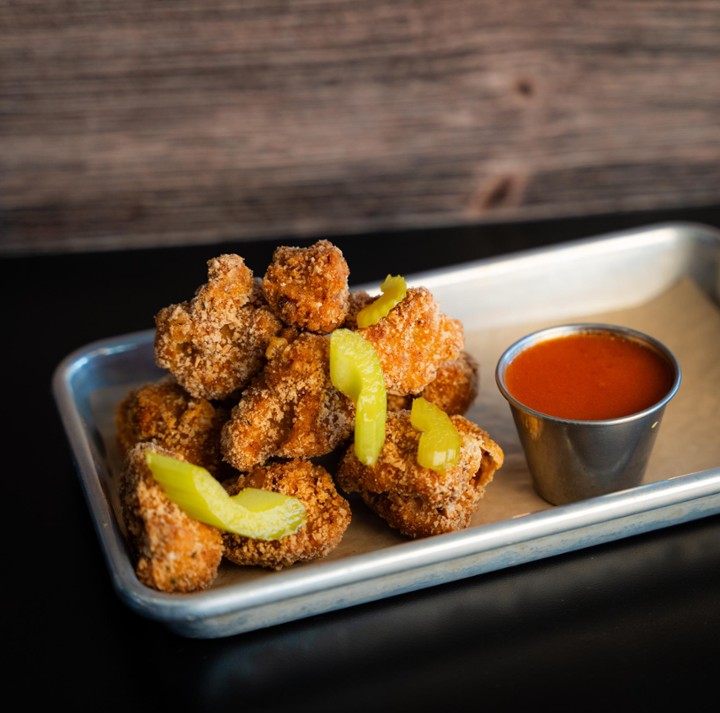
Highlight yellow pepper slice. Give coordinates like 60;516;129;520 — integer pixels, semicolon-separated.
356;274;407;328
410;397;461;474
330;328;387;465
145;450;307;540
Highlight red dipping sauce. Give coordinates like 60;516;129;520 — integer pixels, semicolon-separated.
504;331;676;420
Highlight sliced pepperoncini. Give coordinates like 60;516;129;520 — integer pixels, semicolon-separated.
330;328;387;466
410;397;461;474
356;274;407;328
146;450;307;540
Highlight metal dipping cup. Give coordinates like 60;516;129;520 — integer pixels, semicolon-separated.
495;324;682;506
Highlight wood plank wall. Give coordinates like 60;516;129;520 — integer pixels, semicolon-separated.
2;1;719;255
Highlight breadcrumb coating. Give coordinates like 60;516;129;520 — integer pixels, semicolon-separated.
387;351;479;415
119;443;224;593
263;239;350;333
115;378;232;479
336;410;504;538
352;287;464;396
222;459;352;569
221;332;354;471
154;254;283;400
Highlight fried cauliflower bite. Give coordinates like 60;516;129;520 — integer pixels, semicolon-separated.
347;286;464;396
222;459;352;570
154;254;283;401
336;410;504;538
262;239;350;333
221;332;355;472
119;443;224;593
115;378;232;479
387;351;479;415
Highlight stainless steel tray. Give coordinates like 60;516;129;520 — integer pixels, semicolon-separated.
53;222;720;638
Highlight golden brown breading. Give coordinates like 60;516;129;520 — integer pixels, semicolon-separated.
353;287;464;396
154;254;283;401
387;351;479;416
221;332;355;472
222;459;352;570
119;443;224;593
336;410;503;538
263;239;350;334
115;378;231;479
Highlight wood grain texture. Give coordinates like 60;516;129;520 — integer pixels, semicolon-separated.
2;0;719;254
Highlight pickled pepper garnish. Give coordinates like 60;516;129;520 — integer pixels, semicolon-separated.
356;274;407;328
330;328;387;466
410;397;461;474
146;450;307;540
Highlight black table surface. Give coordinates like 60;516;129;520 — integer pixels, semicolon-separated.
5;206;720;711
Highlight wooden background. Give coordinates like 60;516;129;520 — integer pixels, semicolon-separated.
2;0;719;255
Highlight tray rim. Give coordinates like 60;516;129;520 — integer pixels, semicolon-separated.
52;220;720;638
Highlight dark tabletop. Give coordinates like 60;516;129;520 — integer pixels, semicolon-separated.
4;205;720;712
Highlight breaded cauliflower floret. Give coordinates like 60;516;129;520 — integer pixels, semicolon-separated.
349;286;464;396
336;410;503;538
387;351;479;416
154;254;283;401
262;239;350;333
221;332;354;472
115;378;232;479
119;443;224;593
222;459;352;570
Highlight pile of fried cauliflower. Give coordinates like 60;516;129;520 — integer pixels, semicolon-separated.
115;239;504;593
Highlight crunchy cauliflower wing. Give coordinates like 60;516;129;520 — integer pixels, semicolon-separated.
154;254;282;401
336;410;503;538
119;443;224;593
222;459;352;570
221;332;354;471
262;239;350;334
115;377;232;479
387;351;479;415
348;286;464;396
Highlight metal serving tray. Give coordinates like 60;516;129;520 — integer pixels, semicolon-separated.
53;222;720;638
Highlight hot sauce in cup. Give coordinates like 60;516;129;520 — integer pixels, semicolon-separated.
495;323;682;504
503;330;676;421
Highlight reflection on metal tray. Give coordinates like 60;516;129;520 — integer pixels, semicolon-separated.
52;222;720;638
